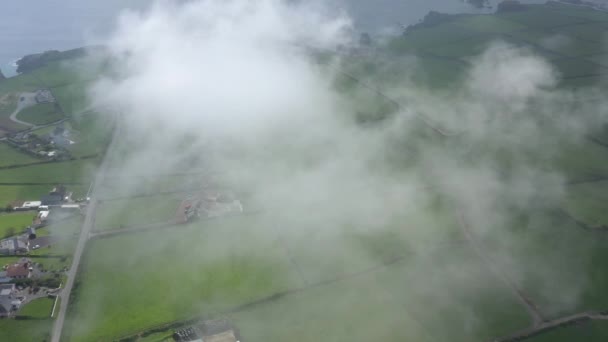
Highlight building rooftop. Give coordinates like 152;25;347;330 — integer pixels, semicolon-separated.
204;331;239;342
40;194;62;205
0;238;28;253
22;201;41;208
6;262;29;278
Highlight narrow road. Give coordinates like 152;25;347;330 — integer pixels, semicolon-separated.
50;123;119;342
491;310;608;342
9;92;36;127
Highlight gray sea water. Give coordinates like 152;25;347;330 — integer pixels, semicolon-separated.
0;0;545;77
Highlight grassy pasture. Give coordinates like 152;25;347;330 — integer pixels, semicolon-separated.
551;58;606;79
0;92;18;117
16;102;64;125
25;3;608;342
543;3;608;22
95;195;183;231
51;82;90;116
0;159;95;184
0;185;52;207
479;208;606;319
66;194;532;342
0;319;52;342
553;22;608;43
563;181;608;227
453;14;528;34
0;143;38;167
231;244;529;342
527;320;608;342
553;139;608;181
66;216;294;342
497;7;590;29
585;53;608;68
390;21;482;53
18;297;55;319
0;212;35;237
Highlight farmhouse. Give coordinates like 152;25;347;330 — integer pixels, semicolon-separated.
0;238;28;255
5;260;31;279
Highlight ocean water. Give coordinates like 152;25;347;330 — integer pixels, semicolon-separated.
0;0;544;77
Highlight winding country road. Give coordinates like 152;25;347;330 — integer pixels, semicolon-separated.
9;92;36;127
50;123;119;342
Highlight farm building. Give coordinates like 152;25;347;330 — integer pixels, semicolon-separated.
173;318;241;342
0;284;16;317
5;260;31;279
35;89;55;103
40;194;63;206
12;201;41;211
200;192;243;218
0;238;28;255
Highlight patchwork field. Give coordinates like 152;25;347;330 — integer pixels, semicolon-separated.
0;319;53;342
0;159;96;184
0;212;35;237
16;102;64;126
4;2;608;342
18;297;55;319
66;215;294;341
94;195;183;230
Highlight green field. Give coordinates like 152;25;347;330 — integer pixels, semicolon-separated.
0;159;95;184
16;102;64;126
0;318;52;342
0;212;35;237
232;249;529;342
66;216;293;341
95;195;183;231
563;181;608;227
0;143;39;167
4;2;608;342
66;206;531;342
528;320;608;342
18;297;55;319
0;185;57;207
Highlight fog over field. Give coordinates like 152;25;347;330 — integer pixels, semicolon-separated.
73;0;608;339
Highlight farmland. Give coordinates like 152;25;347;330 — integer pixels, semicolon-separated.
18;297;55;319
58;3;608;342
0;319;53;342
16;102;64;126
0;212;35;237
2;2;608;342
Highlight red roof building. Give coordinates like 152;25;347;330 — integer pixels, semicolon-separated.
6;261;30;279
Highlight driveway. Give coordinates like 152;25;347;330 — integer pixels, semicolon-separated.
9;92;37;127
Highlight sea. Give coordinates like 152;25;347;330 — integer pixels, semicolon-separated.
0;0;547;77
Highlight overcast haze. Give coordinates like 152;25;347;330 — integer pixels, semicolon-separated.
0;0;549;76
65;2;608;338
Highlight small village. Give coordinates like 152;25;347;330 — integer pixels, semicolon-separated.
0;184;84;318
5;121;76;161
